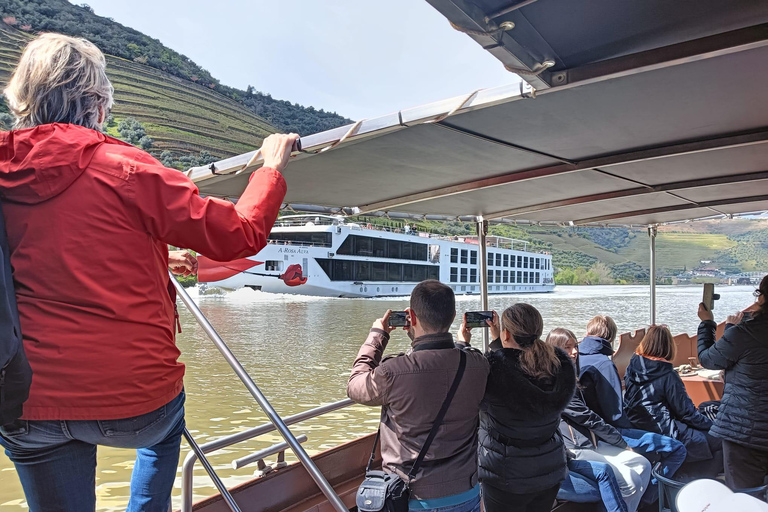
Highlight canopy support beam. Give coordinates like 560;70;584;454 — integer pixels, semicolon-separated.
649;226;658;324
477;217;490;352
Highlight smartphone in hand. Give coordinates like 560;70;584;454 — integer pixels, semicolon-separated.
465;311;494;329
702;283;720;311
388;311;410;328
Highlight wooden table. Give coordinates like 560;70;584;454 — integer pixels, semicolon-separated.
681;374;724;406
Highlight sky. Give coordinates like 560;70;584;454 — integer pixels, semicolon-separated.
77;0;519;120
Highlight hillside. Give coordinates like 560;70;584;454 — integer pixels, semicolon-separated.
0;22;276;158
0;0;351;135
379;218;768;283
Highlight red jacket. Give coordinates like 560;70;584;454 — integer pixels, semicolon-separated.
0;124;286;420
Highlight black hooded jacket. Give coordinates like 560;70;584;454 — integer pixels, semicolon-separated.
698;317;768;450
479;343;576;494
624;354;714;461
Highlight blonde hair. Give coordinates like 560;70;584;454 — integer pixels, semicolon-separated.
545;327;577;351
4;33;114;130
637;325;677;361
586;315;618;342
502;303;561;380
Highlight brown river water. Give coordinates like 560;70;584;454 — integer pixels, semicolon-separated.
0;284;756;510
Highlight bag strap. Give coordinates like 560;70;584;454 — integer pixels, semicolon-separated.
365;349;468;476
407;349;466;479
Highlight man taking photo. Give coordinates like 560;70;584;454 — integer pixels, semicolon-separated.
347;280;489;512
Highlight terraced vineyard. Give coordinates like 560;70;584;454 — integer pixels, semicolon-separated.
0;24;276;158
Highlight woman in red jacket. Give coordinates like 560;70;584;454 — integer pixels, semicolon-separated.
0;32;297;512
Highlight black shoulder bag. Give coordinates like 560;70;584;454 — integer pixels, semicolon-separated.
356;350;467;512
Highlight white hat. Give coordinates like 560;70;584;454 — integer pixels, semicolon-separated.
676;479;768;512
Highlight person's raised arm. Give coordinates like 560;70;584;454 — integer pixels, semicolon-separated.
347;310;395;406
562;391;628;449
127;133;297;261
666;372;712;430
697;302;742;370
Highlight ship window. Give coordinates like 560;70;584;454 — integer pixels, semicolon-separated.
517;255;522;268
387;263;402;281
535;258;540;269
536;273;541;283
402;242;413;260
460;249;468;264
372;262;387;280
495;270;501;283
333;260;354;281
487;269;493;283
523;257;529;268
429;245;440;263
524;272;529;283
511;271;516;284
450;267;458;282
495;254;502;267
265;260;282;271
517;271;522;283
373;238;386;258
427;266;439;280
503;254;509;267
317;259;332;278
415;244;428;261
450;248;459;263
387;241;401;259
470;268;477;282
503;270;509;283
460;268;468;283
487;252;493;266
355;261;371;281
470;251;477;265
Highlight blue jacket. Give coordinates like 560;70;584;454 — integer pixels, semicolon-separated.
624;354;714;461
578;336;632;429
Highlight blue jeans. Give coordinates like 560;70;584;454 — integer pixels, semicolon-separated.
411;494;481;512
559;459;627;512
619;428;687;504
0;390;185;512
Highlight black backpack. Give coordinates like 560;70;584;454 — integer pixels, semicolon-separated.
0;206;31;426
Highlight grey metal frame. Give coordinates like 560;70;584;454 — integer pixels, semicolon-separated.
476;217;490;352
649;226;658;325
170;272;349;512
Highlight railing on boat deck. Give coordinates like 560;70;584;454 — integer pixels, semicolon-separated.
180;398;355;512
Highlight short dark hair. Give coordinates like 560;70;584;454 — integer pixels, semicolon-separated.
410;280;455;332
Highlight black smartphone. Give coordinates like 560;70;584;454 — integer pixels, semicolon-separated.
388;311;410;328
702;283;720;311
465;311;493;329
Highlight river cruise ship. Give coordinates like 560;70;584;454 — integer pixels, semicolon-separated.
198;215;554;297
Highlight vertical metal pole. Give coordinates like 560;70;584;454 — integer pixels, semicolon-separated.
649;225;657;325
477;217;490;352
170;272;348;512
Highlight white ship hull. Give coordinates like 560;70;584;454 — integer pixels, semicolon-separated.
199;216;555;298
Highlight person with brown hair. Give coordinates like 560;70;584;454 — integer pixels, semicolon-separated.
698;275;768;489
577;315;687;505
459;305;575;512
547;328;650;512
624;325;723;478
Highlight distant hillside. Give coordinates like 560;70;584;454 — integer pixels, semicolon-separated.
373;218;768;283
0;22;277;158
0;0;352;136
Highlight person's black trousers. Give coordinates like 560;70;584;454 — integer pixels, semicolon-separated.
723;439;768;489
481;483;560;512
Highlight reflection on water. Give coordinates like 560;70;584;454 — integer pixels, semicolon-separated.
0;285;755;510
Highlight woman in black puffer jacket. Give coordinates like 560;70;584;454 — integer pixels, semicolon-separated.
698;275;768;490
460;304;575;512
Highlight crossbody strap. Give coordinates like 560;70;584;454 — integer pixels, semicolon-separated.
365;350;468;476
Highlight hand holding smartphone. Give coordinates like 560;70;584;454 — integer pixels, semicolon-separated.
387;311;410;328
465;311;494;329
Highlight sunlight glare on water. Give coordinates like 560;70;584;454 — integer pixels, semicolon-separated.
0;284;756;510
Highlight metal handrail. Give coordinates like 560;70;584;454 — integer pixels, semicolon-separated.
180;397;355;511
170;272;350;512
232;435;308;471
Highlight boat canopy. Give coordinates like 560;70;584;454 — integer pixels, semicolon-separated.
189;1;768;228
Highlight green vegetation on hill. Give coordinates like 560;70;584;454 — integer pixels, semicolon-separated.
0;0;352;135
0;22;276;158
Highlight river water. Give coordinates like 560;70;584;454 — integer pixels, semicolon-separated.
0;284;756;510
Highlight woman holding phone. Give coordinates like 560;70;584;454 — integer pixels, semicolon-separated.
698;276;768;489
459;305;576;512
